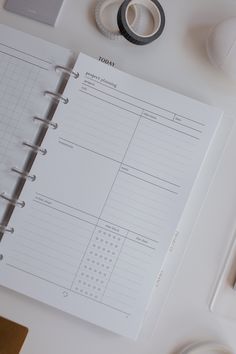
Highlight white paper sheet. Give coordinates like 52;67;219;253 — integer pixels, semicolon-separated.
0;25;72;219
0;53;223;338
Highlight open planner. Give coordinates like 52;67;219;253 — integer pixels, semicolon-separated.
0;24;223;339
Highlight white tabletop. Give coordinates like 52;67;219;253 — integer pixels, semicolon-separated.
0;0;236;353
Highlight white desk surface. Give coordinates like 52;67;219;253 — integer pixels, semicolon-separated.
1;0;236;353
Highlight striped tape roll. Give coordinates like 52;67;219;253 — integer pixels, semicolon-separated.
117;0;165;45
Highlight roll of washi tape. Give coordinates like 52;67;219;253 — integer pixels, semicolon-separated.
179;342;233;354
117;0;165;45
95;0;139;40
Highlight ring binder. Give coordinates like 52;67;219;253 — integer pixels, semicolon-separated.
55;65;79;79
33;116;58;129
22;142;47;155
44;91;69;104
11;167;36;181
0;193;25;208
0;224;14;234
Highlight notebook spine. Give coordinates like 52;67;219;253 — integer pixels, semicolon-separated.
0;65;79;238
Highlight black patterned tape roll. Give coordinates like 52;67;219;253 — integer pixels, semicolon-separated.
117;0;165;45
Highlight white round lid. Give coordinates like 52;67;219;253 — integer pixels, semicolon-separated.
206;17;236;81
179;342;233;354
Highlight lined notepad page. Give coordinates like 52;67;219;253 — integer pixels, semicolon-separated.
0;53;223;338
0;25;71;219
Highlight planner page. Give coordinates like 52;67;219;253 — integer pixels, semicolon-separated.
0;25;72;221
0;53;223;338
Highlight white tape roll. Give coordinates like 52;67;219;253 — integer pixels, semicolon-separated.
179;342;233;354
95;0;139;40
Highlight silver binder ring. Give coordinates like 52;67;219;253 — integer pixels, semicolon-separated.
0;224;14;234
22;142;47;155
0;193;25;208
33;116;58;129
11;167;36;181
44;91;69;104
55;65;79;79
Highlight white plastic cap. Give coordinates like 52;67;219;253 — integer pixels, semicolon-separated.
179;342;233;354
206;17;236;81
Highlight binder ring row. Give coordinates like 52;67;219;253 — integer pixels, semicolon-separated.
11;167;36;181
0;224;14;234
44;91;69;104
0;193;25;208
55;65;79;79
34;116;58;129
0;64;78;237
22;142;47;155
